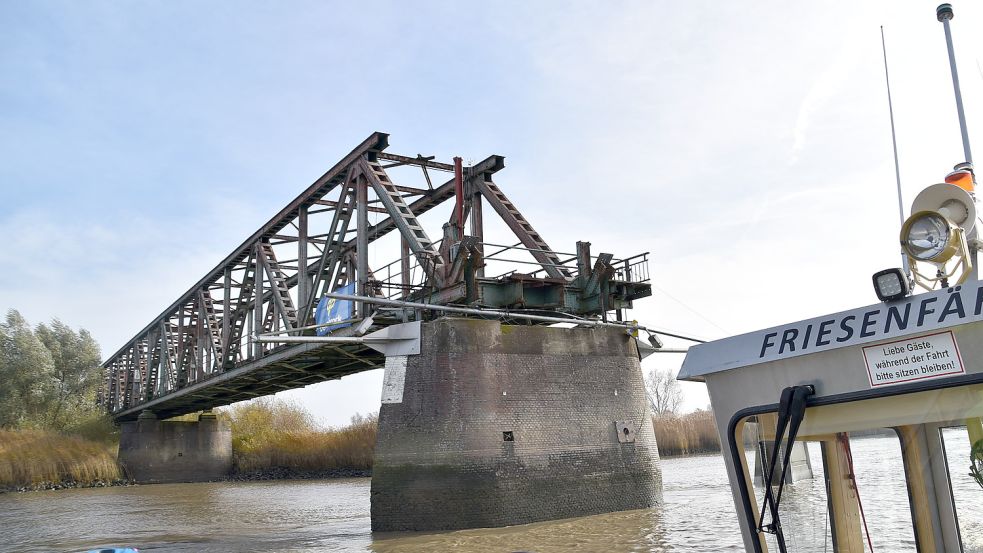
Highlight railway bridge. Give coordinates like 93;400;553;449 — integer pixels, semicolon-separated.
99;133;666;531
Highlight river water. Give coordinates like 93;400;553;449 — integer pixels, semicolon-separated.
1;434;980;553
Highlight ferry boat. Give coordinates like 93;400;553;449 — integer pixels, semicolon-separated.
678;5;983;551
678;253;983;552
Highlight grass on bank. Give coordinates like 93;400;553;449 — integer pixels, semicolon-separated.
222;399;377;473
0;428;121;488
0;400;377;489
653;410;721;457
3;398;721;489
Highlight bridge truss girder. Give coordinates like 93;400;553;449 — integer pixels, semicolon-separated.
100;132;651;419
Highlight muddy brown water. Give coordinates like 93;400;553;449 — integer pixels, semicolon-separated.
1;434;980;552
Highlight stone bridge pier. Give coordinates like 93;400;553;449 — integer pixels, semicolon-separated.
370;317;663;532
118;410;232;483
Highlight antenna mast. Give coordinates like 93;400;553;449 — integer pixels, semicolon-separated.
937;3;978;282
937;3;974;165
880;26;910;276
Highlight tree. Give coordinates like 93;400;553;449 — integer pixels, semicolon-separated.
35;319;102;429
0;310;102;430
644;366;682;417
0;309;56;428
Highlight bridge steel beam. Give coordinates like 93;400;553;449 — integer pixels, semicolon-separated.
112;340;383;421
102;132;389;414
99;136;531;417
100;134;642;425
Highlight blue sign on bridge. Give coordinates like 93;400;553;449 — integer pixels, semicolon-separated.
315;284;355;336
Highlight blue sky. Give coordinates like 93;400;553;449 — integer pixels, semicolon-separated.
3;1;983;425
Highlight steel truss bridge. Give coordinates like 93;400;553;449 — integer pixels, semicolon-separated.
99;133;652;421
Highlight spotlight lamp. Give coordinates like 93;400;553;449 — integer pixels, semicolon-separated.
898;182;977;291
900;211;961;263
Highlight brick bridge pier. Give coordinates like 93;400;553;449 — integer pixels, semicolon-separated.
371;318;662;532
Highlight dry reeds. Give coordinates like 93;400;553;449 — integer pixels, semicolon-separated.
222;399;377;473
0;429;121;488
652;410;721;457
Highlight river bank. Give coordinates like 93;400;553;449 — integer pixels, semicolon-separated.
228;466;371;481
652;410;721;456
3;403;719;493
3;468;374;493
0;428;122;493
1;400;378;493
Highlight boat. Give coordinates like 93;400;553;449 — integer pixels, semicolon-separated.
677;4;983;552
678;240;983;551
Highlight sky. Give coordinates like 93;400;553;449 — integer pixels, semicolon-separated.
3;1;983;426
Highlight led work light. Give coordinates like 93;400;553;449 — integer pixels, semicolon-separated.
872;268;910;302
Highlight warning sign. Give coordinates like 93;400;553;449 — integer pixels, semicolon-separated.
862;331;965;388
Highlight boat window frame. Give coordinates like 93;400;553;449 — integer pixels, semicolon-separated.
937;422;979;552
725;372;983;553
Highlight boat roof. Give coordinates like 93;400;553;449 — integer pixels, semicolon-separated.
678;279;983;381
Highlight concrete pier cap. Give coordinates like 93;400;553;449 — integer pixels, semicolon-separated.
370;317;663;532
118;409;232;483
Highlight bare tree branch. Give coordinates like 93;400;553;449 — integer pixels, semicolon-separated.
644;366;682;418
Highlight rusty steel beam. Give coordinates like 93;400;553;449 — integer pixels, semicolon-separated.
378;152;455;172
102;132;389;366
99;136;646;420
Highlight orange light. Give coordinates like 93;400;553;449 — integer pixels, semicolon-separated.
945;169;975;192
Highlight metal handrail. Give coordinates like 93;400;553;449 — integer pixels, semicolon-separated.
356;241;651;299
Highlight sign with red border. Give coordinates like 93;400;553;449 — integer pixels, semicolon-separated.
862;331;965;388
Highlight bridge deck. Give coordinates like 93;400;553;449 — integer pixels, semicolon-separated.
113;342;383;421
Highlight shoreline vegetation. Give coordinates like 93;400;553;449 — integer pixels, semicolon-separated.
2;400;723;492
224;399;376;476
0;428;124;492
0;399;378;493
652;410;721;457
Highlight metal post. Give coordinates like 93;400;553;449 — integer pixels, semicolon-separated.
176;309;186;385
157;321;166;397
222;268;231;351
576;241;592;278
124;346;134;408
297;205;309;320
400;235;411;298
253;244;264;358
197;312;205;381
937;4;973;164
356;172;369;317
454;156;464;231
469;170;485;277
937;4;978;282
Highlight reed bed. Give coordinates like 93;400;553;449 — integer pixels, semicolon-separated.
0;429;121;488
652;410;721;457
223;399;377;473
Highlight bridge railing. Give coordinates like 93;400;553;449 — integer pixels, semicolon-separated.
367;241;651;300
480;243;650;284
